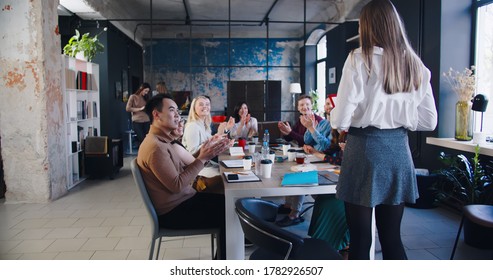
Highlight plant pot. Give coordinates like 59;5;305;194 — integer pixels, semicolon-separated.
75;52;87;61
463;215;493;249
455;100;473;141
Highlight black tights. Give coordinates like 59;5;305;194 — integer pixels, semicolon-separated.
344;202;407;260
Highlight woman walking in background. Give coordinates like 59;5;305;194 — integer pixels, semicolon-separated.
331;0;437;260
126;82;151;147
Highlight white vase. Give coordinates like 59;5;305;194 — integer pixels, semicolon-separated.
75;52;87;61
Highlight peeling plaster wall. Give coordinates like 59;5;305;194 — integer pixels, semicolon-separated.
0;0;66;202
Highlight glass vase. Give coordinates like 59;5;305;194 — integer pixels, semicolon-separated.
455;100;473;141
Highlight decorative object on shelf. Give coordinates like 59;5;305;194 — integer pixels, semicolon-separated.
455;100;473;141
472;94;489;132
472;94;489;145
63;28;107;62
443;66;476;141
122;69;129;102
289;83;302;111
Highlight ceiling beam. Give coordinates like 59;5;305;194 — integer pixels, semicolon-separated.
260;0;280;26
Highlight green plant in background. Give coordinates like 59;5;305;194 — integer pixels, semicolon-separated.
63;28;107;61
309;89;319;114
433;145;493;207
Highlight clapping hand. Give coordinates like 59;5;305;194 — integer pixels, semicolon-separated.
278;121;292;136
241;114;251;126
300;112;317;130
198;135;230;162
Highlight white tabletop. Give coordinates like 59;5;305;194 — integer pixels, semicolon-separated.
220;149;376;260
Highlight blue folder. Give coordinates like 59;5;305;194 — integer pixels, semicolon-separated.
281;170;319;186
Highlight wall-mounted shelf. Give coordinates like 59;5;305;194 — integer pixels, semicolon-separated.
426;137;493;157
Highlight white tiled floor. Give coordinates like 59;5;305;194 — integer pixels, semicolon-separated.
0;156;491;260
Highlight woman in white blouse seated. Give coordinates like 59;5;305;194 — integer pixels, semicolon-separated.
230;101;258;140
183;95;234;155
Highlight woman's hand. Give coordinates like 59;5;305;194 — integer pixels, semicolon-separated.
300;113;316;131
226;117;235;131
197;135;230;162
303;144;315;154
278;121;292;136
241;114;251;126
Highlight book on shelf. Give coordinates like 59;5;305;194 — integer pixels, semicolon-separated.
77;100;83;120
65;69;76;89
87;127;94;137
92;102;98;118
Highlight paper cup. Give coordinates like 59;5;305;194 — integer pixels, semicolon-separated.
287;149;296;162
282;144;291;156
260;159;272;178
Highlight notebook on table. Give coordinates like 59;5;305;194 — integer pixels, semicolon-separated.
281;170;339;186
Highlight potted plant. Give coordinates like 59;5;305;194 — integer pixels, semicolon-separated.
432;145;493;248
63;28;106;62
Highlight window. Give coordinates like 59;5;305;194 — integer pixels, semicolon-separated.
315;35;327;115
474;1;493;133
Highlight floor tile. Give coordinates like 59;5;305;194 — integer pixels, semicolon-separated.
42;218;78;228
107;225;142;238
71;217;105;227
55;251;95;260
11;228;51;240
17;252;58;260
101;216;133;226
91;250;130;260
44;238;88;252
44;227;83;239
114;237;150;250
80;237;120;251
162;247;200;260
11;219;50;230
76;227;112;238
127;249;149;260
8;239;55;254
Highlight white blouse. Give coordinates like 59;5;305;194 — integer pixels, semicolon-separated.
231;117;258;139
182;121;211;155
331;47;437;132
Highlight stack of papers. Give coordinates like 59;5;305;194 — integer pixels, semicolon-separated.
229;147;245;156
221;159;244;168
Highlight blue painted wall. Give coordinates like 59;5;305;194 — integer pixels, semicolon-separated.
144;38;303;115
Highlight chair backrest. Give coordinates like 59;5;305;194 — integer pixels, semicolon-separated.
235;198;304;259
130;158;159;238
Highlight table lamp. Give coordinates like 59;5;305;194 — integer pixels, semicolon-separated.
471;94;489;132
289;83;302;110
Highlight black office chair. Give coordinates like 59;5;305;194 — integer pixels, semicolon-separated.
451;204;493;259
235;198;342;260
130;159;219;260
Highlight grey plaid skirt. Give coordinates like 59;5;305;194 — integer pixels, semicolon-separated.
336;127;418;207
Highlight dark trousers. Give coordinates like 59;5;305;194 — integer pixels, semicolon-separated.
158;192;226;259
132;121;150;146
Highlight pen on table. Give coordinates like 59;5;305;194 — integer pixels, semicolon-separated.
233;171;248;175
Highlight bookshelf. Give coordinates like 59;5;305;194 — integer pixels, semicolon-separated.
62;55;100;189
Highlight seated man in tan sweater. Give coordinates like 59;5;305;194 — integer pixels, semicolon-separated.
137;93;230;259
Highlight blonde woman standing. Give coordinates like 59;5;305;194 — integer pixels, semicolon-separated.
331;0;437;260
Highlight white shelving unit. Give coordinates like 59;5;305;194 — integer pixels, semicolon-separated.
62;55;100;189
